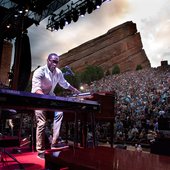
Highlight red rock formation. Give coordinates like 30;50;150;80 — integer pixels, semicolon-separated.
59;21;151;73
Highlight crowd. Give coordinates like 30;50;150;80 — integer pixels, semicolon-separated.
85;66;170;145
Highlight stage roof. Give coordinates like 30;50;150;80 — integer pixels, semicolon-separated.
0;0;70;39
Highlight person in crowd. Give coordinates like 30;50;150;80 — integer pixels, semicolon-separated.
31;53;80;159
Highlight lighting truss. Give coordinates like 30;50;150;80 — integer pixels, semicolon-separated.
46;0;111;31
0;0;70;39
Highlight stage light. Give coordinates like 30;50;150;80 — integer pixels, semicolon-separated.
65;13;72;25
6;23;11;28
95;0;102;9
59;18;65;29
72;9;79;22
54;22;59;30
14;13;19;18
51;14;56;22
80;5;86;17
87;1;95;14
25;8;29;13
46;0;111;31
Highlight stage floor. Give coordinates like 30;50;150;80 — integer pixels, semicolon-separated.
1;144;170;170
45;146;170;170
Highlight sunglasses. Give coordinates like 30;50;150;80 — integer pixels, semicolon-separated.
48;59;59;64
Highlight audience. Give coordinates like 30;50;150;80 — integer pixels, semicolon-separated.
86;67;170;145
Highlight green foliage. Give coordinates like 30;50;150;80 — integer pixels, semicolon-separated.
80;65;104;84
136;64;143;70
112;64;120;75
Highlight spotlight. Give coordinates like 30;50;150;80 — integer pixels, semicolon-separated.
87;1;95;14
65;13;72;25
54;21;59;30
14;13;19;18
72;9;79;22
95;0;102;9
59;18;65;29
18;9;23;13
51;14;56;22
46;0;111;32
25;8;29;13
6;24;11;28
80;5;86;17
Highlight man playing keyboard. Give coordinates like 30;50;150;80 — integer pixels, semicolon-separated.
31;53;80;159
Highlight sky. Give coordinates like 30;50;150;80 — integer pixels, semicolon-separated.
26;0;170;70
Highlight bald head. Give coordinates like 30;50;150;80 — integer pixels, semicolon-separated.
48;53;59;60
47;53;60;72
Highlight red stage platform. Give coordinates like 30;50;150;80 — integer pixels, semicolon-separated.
45;146;170;170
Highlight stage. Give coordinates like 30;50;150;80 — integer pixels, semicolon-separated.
45;146;170;170
1;144;170;170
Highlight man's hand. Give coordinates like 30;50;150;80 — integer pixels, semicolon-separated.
73;88;81;95
35;89;44;94
69;85;81;94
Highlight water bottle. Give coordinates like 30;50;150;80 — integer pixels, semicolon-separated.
137;144;142;152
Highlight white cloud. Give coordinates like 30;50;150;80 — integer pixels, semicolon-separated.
28;0;170;70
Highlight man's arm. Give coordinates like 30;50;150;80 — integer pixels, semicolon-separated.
68;85;80;94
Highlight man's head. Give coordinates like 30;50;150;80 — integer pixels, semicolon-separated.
47;53;59;72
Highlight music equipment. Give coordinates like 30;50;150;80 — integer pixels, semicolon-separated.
0;89;100;112
150;138;170;156
83;91;115;147
151;115;170;156
86;91;115;119
72;91;115;120
67;91;115;147
0;89;100;149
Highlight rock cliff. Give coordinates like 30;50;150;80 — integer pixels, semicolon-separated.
59;21;151;73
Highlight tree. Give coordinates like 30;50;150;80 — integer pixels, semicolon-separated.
112;64;120;75
136;64;142;70
80;65;104;84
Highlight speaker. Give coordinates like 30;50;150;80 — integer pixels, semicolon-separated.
150;138;170;156
12;33;31;91
18;33;31;91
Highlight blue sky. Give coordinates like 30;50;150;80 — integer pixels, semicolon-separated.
26;0;170;70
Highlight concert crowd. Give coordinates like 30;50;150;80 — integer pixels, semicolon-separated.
86;66;170;145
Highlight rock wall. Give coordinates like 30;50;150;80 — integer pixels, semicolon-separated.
59;21;151;73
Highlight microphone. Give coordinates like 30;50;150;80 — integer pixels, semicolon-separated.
64;66;75;76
